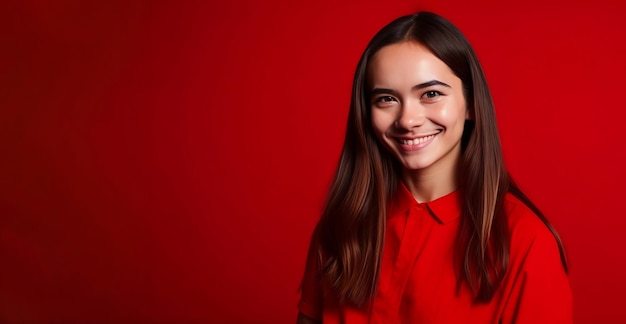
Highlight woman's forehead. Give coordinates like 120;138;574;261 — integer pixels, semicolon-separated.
367;41;460;89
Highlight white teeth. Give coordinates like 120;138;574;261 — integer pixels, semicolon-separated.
402;134;436;145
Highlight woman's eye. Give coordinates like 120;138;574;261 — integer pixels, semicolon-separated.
377;96;396;103
423;90;441;99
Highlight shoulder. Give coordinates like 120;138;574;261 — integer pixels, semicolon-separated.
502;193;560;255
499;194;572;322
298;226;325;320
503;193;551;237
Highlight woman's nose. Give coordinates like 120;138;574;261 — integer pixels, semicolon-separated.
395;102;426;130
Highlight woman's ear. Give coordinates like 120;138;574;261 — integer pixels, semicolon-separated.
465;107;474;120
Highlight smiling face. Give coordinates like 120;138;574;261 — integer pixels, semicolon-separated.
368;41;468;177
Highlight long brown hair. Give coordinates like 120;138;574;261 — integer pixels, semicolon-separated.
314;11;567;306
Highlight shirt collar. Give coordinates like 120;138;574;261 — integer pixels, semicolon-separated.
389;182;461;224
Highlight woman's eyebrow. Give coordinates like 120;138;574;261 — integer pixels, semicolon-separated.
370;80;451;96
369;88;398;96
412;80;451;90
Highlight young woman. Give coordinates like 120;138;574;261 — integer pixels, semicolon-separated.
297;11;572;323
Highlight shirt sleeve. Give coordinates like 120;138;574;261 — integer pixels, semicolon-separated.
501;212;573;324
297;229;324;320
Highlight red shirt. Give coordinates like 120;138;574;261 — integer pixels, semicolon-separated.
298;185;572;323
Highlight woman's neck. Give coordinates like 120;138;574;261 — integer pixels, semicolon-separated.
401;164;458;203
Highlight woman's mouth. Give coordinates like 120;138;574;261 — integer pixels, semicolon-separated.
398;134;436;145
396;131;440;151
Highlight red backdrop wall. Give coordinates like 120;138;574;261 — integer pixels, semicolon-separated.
1;0;625;323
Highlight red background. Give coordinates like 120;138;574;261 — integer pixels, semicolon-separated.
1;0;625;323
